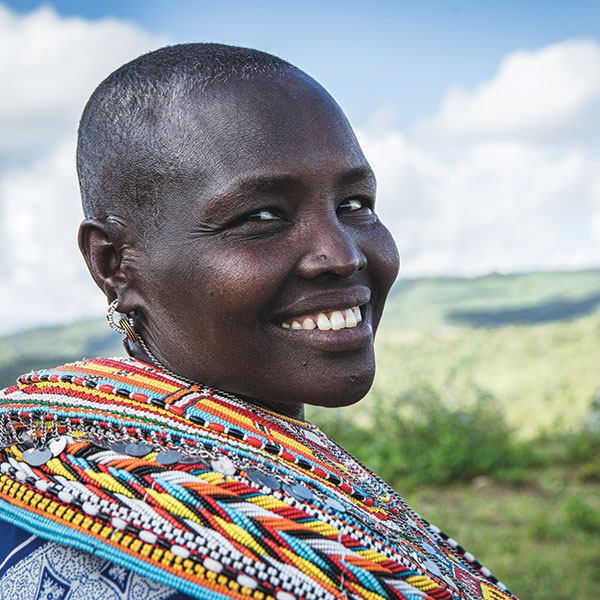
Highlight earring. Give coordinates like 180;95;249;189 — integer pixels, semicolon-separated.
106;300;195;384
106;299;137;342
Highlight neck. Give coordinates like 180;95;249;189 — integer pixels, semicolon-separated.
238;394;305;422
127;340;306;422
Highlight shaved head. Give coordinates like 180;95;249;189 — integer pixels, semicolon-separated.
76;43;302;231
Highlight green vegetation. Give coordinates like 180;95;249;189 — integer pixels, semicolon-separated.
311;388;600;599
0;319;123;388
310;385;534;488
2;269;600;599
404;467;600;600
384;269;600;330
371;269;600;438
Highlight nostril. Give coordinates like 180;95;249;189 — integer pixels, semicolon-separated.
297;230;367;280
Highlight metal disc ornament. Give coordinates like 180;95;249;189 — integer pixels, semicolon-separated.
424;558;443;577
211;456;236;476
22;447;53;467
246;469;280;491
283;482;314;502
17;431;34;450
125;442;153;457
180;454;211;467
110;442;130;454
156;450;181;465
18;431;32;444
324;497;346;513
49;436;68;457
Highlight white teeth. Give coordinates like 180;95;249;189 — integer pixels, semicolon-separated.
345;308;357;327
317;313;332;330
330;311;345;330
281;306;363;331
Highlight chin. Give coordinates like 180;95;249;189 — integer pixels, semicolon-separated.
292;364;375;409
283;348;376;408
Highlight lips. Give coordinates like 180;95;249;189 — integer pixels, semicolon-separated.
272;286;371;326
282;306;362;331
270;287;374;353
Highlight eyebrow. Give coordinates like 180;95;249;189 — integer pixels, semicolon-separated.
337;166;376;187
232;174;305;196
200;175;303;219
225;165;375;197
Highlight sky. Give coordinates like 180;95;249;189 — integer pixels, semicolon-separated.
1;0;600;334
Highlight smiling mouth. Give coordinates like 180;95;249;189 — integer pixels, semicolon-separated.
281;306;362;331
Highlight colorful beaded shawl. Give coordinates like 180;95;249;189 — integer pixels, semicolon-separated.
0;357;516;600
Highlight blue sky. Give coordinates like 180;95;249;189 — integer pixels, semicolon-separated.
6;0;600;127
2;1;600;333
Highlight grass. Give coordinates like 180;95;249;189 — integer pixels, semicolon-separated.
404;467;600;600
308;387;600;599
310;385;534;487
312;387;600;599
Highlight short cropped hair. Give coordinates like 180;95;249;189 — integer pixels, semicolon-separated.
77;43;299;229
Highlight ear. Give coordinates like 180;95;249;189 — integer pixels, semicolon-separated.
78;218;138;311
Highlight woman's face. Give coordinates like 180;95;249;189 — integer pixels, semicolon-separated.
127;73;400;417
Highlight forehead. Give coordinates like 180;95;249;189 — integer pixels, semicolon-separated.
165;72;370;190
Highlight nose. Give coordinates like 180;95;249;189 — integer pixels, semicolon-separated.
296;221;367;280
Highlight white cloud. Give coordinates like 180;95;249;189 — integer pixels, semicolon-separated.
360;39;600;277
0;140;107;332
0;3;166;335
0;4;167;162
415;39;600;143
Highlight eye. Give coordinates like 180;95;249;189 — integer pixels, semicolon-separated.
338;198;372;214
246;209;280;221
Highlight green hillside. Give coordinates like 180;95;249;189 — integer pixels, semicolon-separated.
0;319;124;389
372;271;600;437
384;268;600;329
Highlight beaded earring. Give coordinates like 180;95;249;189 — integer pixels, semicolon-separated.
106;299;195;384
106;299;137;343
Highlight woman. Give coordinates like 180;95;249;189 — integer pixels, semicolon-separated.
0;44;516;600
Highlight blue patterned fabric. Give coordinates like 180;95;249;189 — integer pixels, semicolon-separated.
0;519;193;600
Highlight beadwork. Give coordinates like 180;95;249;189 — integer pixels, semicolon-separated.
0;357;517;600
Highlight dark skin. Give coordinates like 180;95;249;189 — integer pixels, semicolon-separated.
79;71;400;421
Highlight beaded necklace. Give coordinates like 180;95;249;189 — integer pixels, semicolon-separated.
0;357;516;600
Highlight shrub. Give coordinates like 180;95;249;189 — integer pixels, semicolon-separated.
527;514;561;541
562;496;600;534
537;428;600;481
313;384;534;488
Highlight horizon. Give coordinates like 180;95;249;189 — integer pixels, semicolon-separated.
3;266;599;338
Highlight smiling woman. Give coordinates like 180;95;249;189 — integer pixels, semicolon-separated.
0;44;516;600
80;70;396;418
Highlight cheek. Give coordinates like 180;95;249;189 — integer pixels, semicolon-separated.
366;225;400;291
192;250;286;323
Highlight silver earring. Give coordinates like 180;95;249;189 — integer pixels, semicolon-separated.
106;299;137;342
106;299;194;384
